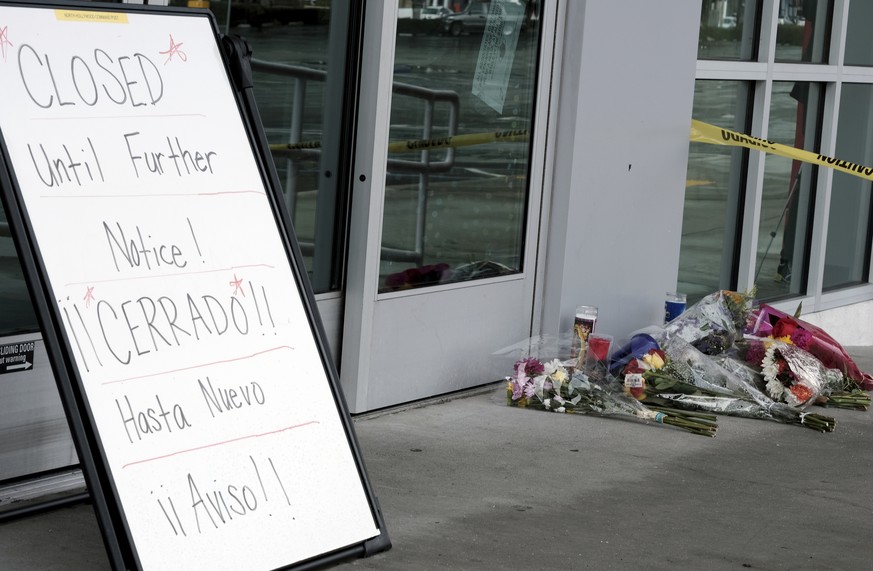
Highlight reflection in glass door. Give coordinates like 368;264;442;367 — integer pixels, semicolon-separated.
211;0;358;296
179;0;362;354
381;0;541;292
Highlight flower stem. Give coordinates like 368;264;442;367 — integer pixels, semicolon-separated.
796;412;836;432
818;392;870;411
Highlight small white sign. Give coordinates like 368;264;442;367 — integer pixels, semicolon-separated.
472;0;526;114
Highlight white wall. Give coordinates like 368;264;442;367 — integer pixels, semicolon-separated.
539;1;702;343
800;301;873;347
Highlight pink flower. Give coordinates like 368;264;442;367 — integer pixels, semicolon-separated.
791;329;812;350
516;357;545;377
510;379;526;400
744;340;765;365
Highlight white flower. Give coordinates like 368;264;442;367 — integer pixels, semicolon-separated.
783;387;803;407
533;374;548;400
766;379;785;400
556;407;566;413
761;345;780;383
544;359;568;381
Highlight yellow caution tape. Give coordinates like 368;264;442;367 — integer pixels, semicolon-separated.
270;140;323;151
269;121;873;183
269;129;528;154
690;119;873;182
386;129;528;153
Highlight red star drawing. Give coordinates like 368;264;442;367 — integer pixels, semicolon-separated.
0;26;13;61
83;286;95;308
229;274;245;297
159;34;187;65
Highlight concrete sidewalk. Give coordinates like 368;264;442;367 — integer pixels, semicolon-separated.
2;348;873;570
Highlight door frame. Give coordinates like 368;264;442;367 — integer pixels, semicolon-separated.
340;0;560;412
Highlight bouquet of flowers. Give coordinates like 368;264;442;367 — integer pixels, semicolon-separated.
741;338;829;407
749;305;873;390
506;355;718;437
734;337;870;411
639;333;837;432
661;290;756;355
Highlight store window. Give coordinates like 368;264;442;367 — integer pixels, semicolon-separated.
378;0;541;292
823;83;873;290
158;0;359;295
844;0;873;67
680;80;753;304
698;0;760;61
774;0;832;63
0;206;39;334
755;81;823;300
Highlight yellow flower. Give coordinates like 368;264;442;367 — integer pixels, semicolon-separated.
642;352;665;370
551;369;568;383
775;335;793;345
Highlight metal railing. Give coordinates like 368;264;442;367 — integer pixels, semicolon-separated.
251;58;460;265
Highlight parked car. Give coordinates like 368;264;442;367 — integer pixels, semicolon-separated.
719;15;737;28
420;6;452;20
441;1;490;36
441;1;529;37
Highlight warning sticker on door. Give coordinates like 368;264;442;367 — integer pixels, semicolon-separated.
0;341;35;375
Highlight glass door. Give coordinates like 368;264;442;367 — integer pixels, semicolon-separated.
341;0;554;412
212;0;362;356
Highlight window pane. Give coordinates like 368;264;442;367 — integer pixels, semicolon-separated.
379;0;541;292
196;0;355;294
698;0;760;61
754;81;823;300
681;80;752;305
774;0;832;63
844;0;873;67
823;84;873;290
0;206;39;334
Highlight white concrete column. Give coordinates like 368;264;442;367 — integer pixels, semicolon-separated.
540;0;702;341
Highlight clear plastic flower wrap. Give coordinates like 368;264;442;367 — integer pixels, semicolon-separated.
749;304;873;390
502;338;718;437
661;290;756;356
651;331;836;432
726;336;871;411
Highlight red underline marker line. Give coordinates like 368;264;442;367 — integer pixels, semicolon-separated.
122;421;320;469
41;190;264;198
102;345;295;386
64;263;275;287
33;113;209;121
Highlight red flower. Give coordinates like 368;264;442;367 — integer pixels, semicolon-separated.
588;336;611;362
772;317;799;339
789;383;814;404
623;359;646;376
776;359;790;377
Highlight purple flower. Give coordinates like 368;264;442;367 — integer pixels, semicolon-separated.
523;382;537;399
